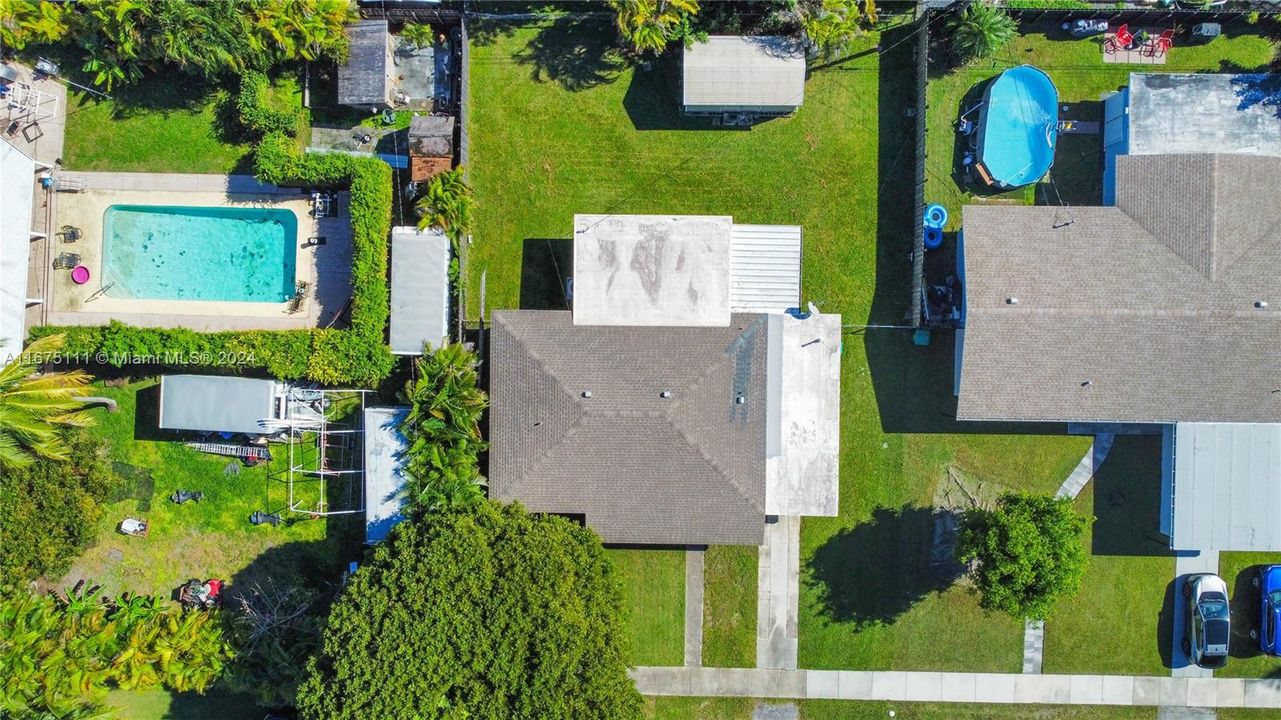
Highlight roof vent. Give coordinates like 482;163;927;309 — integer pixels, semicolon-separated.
1256;300;1269;309
735;394;746;405
581;390;592;398
1006;297;1019;305
1080;380;1092;388
659;390;672;398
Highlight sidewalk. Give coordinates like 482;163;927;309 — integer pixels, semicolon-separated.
631;667;1281;708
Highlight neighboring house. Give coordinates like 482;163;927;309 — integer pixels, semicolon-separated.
389;226;450;355
363;406;410;544
956;73;1281;555
0;138;38;362
338;19;394;110
682;36;806;118
490;214;840;546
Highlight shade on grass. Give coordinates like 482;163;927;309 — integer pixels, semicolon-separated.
1217;550;1281;679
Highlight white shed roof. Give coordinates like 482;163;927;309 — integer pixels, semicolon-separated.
158;375;282;435
731;224;801;314
765;312;841;516
682;36;806;111
0;139;34;361
1171;422;1281;552
390;226;450;354
363;406;410;544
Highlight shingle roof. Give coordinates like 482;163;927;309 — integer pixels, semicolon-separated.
337;20;390;106
957;153;1281;424
489;310;769;545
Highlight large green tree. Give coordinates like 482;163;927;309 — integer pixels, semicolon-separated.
607;0;701;54
956;492;1089;620
0;333;94;470
947;0;1017;64
297;504;643;720
415;166;476;244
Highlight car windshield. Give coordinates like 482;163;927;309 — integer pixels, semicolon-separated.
1200;597;1229;620
1270;590;1281;607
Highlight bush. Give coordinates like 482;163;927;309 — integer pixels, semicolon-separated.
0;430;118;584
32;133;396;387
296;504;643;720
956;492;1089;620
947;1;1018;63
400;344;488;514
236;71;307;137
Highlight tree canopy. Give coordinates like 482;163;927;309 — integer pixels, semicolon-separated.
956;492;1089;620
296;503;642;720
946;1;1017;63
0;333;94;470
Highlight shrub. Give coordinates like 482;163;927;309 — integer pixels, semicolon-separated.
947;1;1018;63
0;429;118;584
400;344;488;514
236;71;307;137
956;492;1089;619
296;504;643;720
415;166;476;243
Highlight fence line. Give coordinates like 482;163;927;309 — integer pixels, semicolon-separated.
910;3;931;327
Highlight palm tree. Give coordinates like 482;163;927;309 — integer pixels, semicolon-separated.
948;1;1017;63
0;334;94;470
415;167;476;244
607;0;700;54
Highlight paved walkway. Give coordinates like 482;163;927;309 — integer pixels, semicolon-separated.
1022;620;1044;674
757;516;800;670
685;549;704;668
631;667;1281;708
1056;433;1115;500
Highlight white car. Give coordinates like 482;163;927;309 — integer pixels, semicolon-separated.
1183;573;1231;669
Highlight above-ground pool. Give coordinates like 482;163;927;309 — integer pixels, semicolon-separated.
102;205;298;302
976;65;1059;188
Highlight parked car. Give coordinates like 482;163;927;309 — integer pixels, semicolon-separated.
1183;573;1231;669
1251;565;1281;655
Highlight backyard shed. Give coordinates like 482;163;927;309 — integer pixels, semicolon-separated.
363;406;410;544
338;19;393;110
158;375;284;435
389;226;450;354
682;36;806;115
0;139;34;363
408;114;455;182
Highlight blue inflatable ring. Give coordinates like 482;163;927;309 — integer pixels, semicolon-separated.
924;203;948;229
924;226;944;250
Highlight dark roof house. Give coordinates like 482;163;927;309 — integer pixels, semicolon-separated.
337;19;393;109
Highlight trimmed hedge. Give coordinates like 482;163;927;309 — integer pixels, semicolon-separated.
32;133;395;386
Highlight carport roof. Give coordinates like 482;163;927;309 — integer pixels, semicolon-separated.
1171;422;1281;552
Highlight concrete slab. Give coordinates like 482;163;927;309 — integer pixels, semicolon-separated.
1102;675;1136;705
972;672;1018;704
756;515;799;670
1216;678;1245;707
903;672;942;702
806;670;838;699
1017;674;1070;704
1161;678;1190;707
753;702;799;720
684;549;704;668
938;672;977;703
836;671;873;700
1244;679;1281;707
1134;677;1165;706
1070;675;1105;704
1186;677;1217;708
630;666;692;695
870;671;907;701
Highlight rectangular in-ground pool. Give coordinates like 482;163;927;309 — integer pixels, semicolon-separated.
102;205;298;302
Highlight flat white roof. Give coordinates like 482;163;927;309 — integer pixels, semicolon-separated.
0;140;34;361
364;406;410;544
1172;422;1281;552
730;224;801;314
390;226;450;354
765;311;841;516
682;36;806;111
158;375;281;435
1128;73;1281;156
573;214;734;327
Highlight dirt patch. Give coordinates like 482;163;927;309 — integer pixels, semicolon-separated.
931;466;1011;577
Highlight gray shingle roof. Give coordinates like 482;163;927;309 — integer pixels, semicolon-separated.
337;20;390;106
489;310;769;545
957;153;1281;424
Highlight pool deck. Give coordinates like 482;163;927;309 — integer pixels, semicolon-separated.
41;172;354;332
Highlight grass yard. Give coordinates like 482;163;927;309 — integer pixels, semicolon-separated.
702;545;758;667
469;19;1093;674
64;71;305;174
1218;551;1281;678
611;548;687;666
925;23;1278;230
1043;435;1174;676
105;688;260;720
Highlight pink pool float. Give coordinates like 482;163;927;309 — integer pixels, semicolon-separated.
71;265;90;285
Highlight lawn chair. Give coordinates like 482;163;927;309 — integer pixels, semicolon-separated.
250;510;283;527
1104;24;1134;53
170;489;204;504
119;517;149;536
52;252;80;269
177;578;223;610
58;225;81;243
1144;29;1175;58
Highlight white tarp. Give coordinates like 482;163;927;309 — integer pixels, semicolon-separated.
0;139;34;362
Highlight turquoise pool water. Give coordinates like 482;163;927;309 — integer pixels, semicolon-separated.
102;205;298;302
977;65;1059;188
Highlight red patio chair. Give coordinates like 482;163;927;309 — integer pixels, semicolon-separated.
1104;24;1133;53
1144;29;1175;58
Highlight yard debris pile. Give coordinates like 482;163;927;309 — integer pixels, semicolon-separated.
931;466;1008;576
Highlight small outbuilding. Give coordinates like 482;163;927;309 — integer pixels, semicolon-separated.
338;19;394;110
363;406;410;544
682;36;807;116
0;139;36;363
158;375;285;435
408;114;455;182
389;226;451;355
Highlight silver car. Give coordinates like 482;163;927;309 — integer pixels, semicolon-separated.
1183;573;1231;669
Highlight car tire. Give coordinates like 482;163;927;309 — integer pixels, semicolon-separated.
1183;580;1192;599
1254;570;1262;588
1182;637;1191;656
1251;629;1259;640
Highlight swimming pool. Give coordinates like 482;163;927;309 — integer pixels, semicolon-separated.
976;65;1059;188
102;205;298;302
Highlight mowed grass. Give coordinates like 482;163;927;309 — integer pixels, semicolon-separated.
470;19;1093;673
105;688;260;720
702;545;757;667
1218;551;1281;678
611;548;687;666
925;23;1278;228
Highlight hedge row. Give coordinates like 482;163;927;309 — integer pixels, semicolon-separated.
236;71;308;137
32;132;395;387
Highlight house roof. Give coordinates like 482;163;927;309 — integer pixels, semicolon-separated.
337;19;390;106
489;310;770;545
158;375;281;435
409;115;454;158
1128;73;1281;157
957;153;1281;423
682;35;806;111
1171;422;1281;552
389;226;450;354
363;406;410;544
0;139;33;362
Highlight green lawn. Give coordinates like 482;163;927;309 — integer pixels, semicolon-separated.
1044;435;1174;676
64;71;304;174
925;24;1278;229
105;688;261;720
702;545;758;667
469;18;1093;674
1218;551;1281;678
611;548;687;666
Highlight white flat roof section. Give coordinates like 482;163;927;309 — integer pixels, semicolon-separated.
1172;422;1281;552
158;375;280;435
1127;73;1281;157
0;139;34;361
390;226;450;355
765;312;841;517
682;36;806;113
364;406;411;544
572;214;733;327
730;224;801;314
